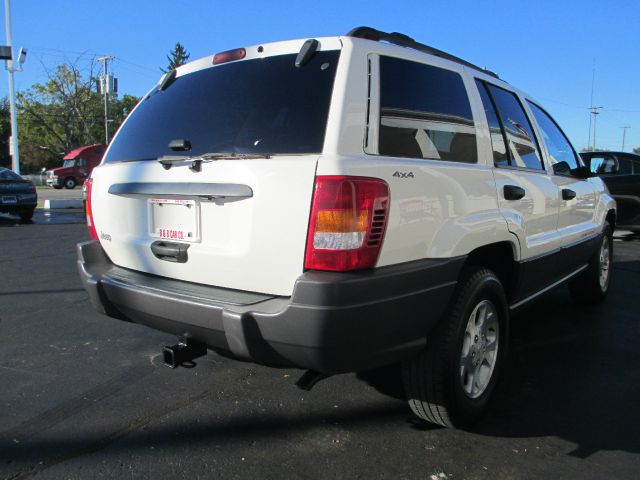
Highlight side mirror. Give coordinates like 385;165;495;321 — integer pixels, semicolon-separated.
41;167;46;173
573;165;592;179
553;161;571;175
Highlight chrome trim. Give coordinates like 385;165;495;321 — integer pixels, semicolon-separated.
509;264;588;310
108;182;253;199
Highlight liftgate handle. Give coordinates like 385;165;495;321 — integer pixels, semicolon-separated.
150;241;189;263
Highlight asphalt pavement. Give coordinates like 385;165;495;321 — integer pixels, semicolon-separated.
0;216;638;479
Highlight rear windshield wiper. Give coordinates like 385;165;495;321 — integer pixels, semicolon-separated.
157;152;271;171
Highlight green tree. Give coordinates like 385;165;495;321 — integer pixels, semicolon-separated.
16;60;140;172
163;42;190;72
633;147;640;154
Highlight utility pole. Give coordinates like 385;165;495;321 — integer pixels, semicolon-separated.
589;106;603;151
620;126;631;151
98;56;114;145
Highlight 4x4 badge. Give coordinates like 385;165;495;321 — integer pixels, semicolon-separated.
393;171;414;179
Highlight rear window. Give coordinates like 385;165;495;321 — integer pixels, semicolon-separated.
104;50;340;163
378;56;477;163
0;168;22;180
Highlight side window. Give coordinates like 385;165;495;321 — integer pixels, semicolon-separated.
527;101;581;176
486;84;544;170
616;155;635;175
378;56;477;163
475;80;509;167
588;154;619;174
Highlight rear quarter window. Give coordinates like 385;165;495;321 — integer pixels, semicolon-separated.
378;56;477;163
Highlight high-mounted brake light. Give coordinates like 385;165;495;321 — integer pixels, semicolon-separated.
85;178;99;241
213;48;246;65
305;176;389;271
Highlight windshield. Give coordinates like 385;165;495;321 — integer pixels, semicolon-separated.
104;50;341;163
63;159;77;168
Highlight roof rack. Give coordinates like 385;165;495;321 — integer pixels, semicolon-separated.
346;26;499;79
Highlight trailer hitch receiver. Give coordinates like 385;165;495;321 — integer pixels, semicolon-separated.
163;338;207;368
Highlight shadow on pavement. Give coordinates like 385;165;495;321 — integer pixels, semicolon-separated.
0;209;85;227
358;255;640;458
0;238;637;476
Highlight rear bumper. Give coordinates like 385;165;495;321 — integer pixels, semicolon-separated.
77;241;464;373
0;193;37;211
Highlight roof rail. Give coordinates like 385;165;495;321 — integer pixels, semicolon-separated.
346;26;499;79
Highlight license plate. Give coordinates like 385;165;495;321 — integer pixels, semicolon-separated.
1;196;17;204
149;198;199;242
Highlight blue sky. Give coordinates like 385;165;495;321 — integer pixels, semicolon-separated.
2;0;639;151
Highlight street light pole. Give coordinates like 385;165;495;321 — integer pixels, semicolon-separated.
98;56;114;145
4;0;20;174
620;126;630;151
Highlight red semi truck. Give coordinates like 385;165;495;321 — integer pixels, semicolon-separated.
45;144;106;189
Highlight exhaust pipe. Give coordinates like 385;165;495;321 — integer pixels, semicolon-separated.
163;338;207;368
295;370;331;391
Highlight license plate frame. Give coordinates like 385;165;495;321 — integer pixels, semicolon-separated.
148;198;200;243
1;195;17;205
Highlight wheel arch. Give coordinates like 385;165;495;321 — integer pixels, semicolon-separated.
463;241;517;302
606;209;616;231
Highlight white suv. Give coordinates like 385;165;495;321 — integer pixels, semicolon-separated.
78;27;616;428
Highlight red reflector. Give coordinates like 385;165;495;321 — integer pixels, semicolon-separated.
85;178;99;241
213;48;246;65
305;176;389;271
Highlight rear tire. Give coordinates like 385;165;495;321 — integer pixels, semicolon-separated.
402;267;508;428
19;207;35;221
569;225;613;304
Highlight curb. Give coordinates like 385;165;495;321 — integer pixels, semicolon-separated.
44;199;84;209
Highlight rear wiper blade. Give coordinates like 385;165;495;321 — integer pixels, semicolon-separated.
157;152;271;171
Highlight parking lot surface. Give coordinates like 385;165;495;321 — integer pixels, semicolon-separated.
0;220;638;479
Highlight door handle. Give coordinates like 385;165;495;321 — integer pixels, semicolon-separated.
562;189;576;200
150;241;189;263
503;185;526;200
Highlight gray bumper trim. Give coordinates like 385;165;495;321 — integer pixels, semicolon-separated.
78;241;465;373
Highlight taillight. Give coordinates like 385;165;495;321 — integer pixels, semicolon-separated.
305;176;389;271
85;178;99;241
213;48;246;65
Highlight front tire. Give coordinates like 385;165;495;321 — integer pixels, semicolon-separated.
64;177;76;189
402;267;508;428
569;225;613;304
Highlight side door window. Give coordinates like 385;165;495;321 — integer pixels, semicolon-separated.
527;101;582;176
475;80;509;167
484;84;544;171
613;155;634;175
377;56;477;163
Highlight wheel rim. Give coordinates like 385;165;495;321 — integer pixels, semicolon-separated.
460;299;499;399
599;235;611;291
66;179;74;188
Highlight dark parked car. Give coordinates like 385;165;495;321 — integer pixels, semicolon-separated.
0;167;37;221
580;151;640;232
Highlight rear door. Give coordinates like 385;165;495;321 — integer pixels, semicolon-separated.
92;40;343;297
477;81;561;261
